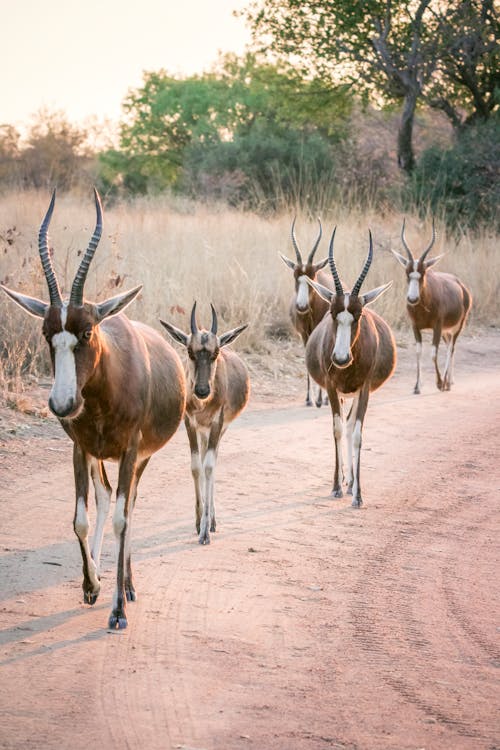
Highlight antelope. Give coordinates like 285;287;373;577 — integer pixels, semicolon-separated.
280;218;333;407
1;189;186;629
305;228;396;507
160;303;249;545
392;220;472;393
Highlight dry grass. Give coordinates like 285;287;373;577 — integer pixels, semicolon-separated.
1;189;498;400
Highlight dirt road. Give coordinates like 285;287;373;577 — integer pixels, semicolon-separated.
1;331;499;750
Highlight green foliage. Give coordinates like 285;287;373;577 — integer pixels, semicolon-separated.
404;116;500;232
98;55;353;198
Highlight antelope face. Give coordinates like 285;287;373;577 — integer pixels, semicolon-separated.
43;304;100;418
330;293;363;368
294;264;319;313
406;260;425;305
160;302;248;403
187;332;220;400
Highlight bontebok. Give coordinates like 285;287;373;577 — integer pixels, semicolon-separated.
161;303;249;544
392;220;472;393
1;189;186;629
280;218;333;407
305;229;396;507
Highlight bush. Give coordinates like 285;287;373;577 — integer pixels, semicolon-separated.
405;116;500;232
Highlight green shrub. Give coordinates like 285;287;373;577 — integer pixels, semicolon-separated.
405;116;500;232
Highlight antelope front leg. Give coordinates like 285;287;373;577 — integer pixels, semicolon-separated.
350;388;369;508
123;457;150;603
89;459;111;581
199;413;224;545
431;325;444;390
109;438;139;630
328;389;344;498
413;327;423;394
345;395;359;495
185;417;204;534
305;372;313;407
73;445;101;605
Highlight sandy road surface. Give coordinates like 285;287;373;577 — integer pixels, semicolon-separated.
0;331;499;750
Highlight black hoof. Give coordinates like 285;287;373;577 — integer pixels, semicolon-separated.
125;589;136;602
413;387;420;395
83;590;99;605
331;489;343;499
199;535;211;545
305;399;313;407
210;521;216;532
351;498;363;508
108;614;128;630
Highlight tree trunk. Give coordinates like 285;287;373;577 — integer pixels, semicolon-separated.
398;90;418;173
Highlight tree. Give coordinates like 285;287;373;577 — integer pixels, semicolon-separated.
241;0;499;172
426;0;500;128
100;54;352;197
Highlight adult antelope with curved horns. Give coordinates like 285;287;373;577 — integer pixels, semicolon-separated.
305;229;396;507
160;302;249;545
280;217;334;407
391;219;472;393
1;189;186;629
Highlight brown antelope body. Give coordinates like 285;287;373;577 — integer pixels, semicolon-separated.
280;218;333;407
306;229;396;506
160;303;249;544
392;221;472;393
1;190;186;629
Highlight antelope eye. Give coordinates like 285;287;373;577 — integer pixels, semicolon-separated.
82;329;92;341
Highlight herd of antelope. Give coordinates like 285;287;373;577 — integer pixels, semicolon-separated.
1;190;472;629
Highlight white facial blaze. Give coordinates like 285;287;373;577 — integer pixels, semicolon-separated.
296;274;309;310
50;327;78;413
333;296;353;363
407;270;421;302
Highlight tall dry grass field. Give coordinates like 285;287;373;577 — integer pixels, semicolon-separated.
1;189;498;399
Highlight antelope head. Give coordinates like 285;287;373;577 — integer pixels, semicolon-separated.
391;219;444;305
1;189;142;419
160;303;248;400
280;218;328;313
306;229;392;368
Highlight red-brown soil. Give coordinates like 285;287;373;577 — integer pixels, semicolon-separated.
0;330;499;750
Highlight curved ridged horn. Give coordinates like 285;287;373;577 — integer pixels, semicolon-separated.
290;217;303;264
210;303;218;335
401;218;414;263
351;230;374;297
190;301;199;335
419;218;436;264
328;227;343;296
38;189;63;307
69;188;103;306
307;218;323;264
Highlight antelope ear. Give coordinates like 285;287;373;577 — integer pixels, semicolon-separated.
314;257;329;271
391;250;409;268
305;277;333;303
424;253;445;269
96;285;142;322
219;323;248;348
159;319;189;346
1;284;48;318
361;281;393;307
279;253;297;270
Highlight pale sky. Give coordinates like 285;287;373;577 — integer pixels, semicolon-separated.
1;0;251;130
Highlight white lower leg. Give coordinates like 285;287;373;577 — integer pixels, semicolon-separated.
415;342;422;391
112;493;126;610
75;496;100;590
200;449;216;542
351;419;363;503
90;462;111;576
